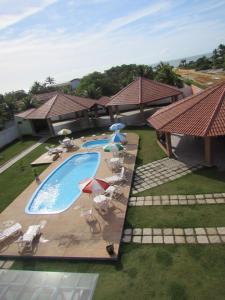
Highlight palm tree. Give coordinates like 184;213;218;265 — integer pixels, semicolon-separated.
45;76;55;86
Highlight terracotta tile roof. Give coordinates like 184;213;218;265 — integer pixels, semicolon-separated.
148;81;225;137
33;91;58;103
15;108;36;118
107;77;182;106
25;93;96;119
97;96;111;106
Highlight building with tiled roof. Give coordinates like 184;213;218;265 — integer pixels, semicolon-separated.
148;81;225;165
15;92;96;136
107;77;182;122
108;77;182;106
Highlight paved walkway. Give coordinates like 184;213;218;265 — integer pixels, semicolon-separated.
0;137;48;174
122;227;225;244
129;193;225;206
132;158;202;194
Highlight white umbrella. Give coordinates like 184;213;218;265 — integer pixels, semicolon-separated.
57;129;72;136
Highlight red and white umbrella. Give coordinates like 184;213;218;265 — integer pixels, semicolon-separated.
79;178;109;194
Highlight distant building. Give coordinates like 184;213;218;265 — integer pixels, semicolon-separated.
54;78;81;91
70;78;81;90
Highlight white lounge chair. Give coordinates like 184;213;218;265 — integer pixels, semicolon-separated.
45;146;62;155
17;224;41;252
0;223;22;246
104;167;127;185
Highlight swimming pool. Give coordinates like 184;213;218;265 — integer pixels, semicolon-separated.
25;152;100;214
82;138;109;149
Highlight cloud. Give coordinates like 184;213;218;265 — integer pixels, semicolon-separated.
0;0;57;31
0;0;224;93
104;1;171;33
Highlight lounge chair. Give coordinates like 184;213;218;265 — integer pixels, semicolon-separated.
104;185;123;200
0;223;22;246
45;146;62;155
17;224;41;252
104;167;128;185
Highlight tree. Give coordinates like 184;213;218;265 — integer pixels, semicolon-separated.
179;59;187;68
76;64;154;99
29;81;45;94
45;76;55;86
154;62;183;88
29;80;56;94
20;95;39;110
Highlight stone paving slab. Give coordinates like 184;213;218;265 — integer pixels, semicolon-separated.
132;158;202;194
122;227;225;244
129;193;225;206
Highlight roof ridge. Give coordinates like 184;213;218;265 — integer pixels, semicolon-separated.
152;84;218;131
109;77;140;104
45;94;59;118
153;83;218;117
203;84;225;136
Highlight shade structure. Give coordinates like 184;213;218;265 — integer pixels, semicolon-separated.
57;128;72;136
107;77;182;106
110;132;127;143
79;178;109;194
109;123;125;131
103;143;124;152
24;92;96;119
148;81;225;137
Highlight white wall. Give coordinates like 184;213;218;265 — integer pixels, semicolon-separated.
0;124;19;149
15;116;34;136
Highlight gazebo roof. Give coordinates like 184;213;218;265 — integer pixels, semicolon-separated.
97;96;111;106
107;77;182;106
25;93;96;119
148;81;225;137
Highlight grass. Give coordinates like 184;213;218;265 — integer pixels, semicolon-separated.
125;205;225;228
124;126;166;165
135;167;225;197
12;244;225;300
0;141;53;213
0;136;38;166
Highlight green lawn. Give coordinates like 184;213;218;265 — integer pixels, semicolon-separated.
135;167;225;197
125;205;225;228
13;244;225;300
0;136;38;166
1;126;225;299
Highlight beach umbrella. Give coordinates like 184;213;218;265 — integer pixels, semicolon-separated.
109;123;125;131
79;178;109;194
103;143;124;152
57;128;72;136
110;132;127;144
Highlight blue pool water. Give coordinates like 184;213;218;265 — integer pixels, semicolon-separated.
25;152;100;214
82;138;109;149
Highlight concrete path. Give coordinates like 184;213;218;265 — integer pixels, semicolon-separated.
132;157;202;194
122;227;225;244
129;193;225;206
0;137;48;174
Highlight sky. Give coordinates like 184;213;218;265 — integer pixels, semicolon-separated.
0;0;225;93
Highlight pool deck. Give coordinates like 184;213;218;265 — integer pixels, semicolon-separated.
0;133;138;260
